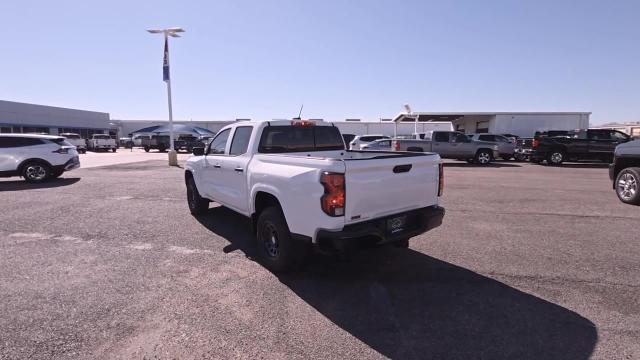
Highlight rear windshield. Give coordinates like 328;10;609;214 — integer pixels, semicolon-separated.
63;134;81;139
258;125;344;153
93;135;111;139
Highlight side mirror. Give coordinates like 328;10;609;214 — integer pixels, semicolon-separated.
192;147;205;156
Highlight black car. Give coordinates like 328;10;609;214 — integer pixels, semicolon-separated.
531;129;630;165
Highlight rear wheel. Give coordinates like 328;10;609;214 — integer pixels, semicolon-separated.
475;150;492;165
144;146;150;152
256;206;307;273
158;144;167;152
615;167;640;205
186;176;210;215
112;148;117;152
547;151;564;165
21;161;51;183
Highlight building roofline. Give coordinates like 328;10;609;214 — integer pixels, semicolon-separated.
0;100;109;116
392;111;591;123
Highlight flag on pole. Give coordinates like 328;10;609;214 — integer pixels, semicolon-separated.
163;37;170;82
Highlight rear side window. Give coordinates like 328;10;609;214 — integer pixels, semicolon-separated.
360;135;387;142
259;126;344;153
229;127;253;155
49;138;73;146
479;135;495;141
433;132;450;142
0;137;44;148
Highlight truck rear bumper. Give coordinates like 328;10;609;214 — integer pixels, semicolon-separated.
315;205;445;246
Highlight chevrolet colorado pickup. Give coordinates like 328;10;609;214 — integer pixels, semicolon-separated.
185;120;445;272
393;131;500;165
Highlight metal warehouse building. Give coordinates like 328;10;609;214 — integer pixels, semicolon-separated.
0;100;111;137
392;112;591;137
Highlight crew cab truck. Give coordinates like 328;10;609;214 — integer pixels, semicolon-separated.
392;131;500;165
184;120;445;272
142;135;186;152
531;129;630;165
609;140;640;205
87;134;117;152
59;133;87;153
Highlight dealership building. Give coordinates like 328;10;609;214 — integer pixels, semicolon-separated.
0;100;112;137
1;100;591;139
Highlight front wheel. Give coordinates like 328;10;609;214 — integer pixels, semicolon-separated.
112;148;117;152
22;162;51;183
475;150;492;165
186;177;210;215
144;146;150;152
256;207;307;273
615;167;640;205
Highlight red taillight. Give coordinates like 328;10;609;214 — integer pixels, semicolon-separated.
291;120;315;127
320;172;345;217
532;138;540;149
393;140;400;151
438;163;444;197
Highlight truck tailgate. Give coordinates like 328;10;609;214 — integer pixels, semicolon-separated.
343;153;440;224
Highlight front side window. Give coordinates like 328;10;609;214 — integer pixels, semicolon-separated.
229;127;253;156
611;131;629;141
208;129;231;155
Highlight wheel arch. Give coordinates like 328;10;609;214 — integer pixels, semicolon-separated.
17;158;53;174
252;190;284;234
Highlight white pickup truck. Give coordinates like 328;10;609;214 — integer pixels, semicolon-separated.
184;120;445;272
87;134;117;152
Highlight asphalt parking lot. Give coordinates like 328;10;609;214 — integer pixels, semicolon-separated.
1;158;639;359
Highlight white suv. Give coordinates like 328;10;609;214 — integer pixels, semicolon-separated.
348;135;390;150
0;134;80;183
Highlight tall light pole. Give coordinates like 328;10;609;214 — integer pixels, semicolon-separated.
147;27;185;166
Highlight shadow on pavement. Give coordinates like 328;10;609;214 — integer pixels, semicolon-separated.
195;206;598;359
0;177;80;192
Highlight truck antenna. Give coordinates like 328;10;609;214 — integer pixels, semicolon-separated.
294;104;304;120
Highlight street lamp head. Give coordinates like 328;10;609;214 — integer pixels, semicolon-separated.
146;29;163;34
168;33;181;38
166;27;185;33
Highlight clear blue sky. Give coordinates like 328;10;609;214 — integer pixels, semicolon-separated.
1;0;638;124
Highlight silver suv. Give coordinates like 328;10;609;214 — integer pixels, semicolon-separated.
468;134;516;160
0;134;80;183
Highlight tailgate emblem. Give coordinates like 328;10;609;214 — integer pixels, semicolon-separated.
390;218;403;229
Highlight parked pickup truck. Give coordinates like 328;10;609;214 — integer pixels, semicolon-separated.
87;134;117;152
184;119;445;272
609;140;640;205
393;131;500;165
59;133;87;154
142;135;186;152
531;129;630;165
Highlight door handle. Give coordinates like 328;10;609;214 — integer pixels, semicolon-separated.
234;167;244;172
213;164;221;168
